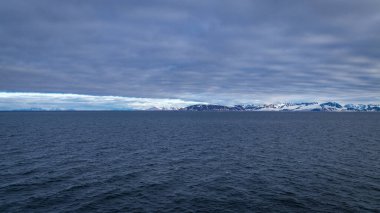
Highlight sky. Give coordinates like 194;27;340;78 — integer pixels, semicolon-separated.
1;0;380;109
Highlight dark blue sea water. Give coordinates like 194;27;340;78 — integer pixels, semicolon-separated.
0;112;379;212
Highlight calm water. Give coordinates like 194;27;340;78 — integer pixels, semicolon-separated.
0;112;379;212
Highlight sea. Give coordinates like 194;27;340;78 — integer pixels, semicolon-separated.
0;112;379;212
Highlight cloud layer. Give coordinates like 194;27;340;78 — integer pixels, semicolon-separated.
0;92;205;110
1;0;379;104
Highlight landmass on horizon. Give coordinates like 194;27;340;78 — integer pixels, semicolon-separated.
154;102;380;112
4;102;380;112
1;92;379;111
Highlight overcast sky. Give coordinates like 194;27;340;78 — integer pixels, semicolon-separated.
1;0;380;109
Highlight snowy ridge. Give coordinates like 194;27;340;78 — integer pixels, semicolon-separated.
158;102;380;112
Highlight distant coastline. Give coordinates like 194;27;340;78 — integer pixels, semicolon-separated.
1;102;379;112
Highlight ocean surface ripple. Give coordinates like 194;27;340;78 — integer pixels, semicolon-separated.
0;112;379;212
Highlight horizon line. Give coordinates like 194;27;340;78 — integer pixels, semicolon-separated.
0;91;379;111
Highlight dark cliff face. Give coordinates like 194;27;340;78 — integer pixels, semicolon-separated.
243;105;265;110
320;102;343;108
367;105;380;111
182;105;237;111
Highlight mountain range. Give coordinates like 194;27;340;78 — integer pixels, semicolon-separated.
149;102;380;112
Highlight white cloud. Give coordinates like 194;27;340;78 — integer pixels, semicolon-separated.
0;92;206;110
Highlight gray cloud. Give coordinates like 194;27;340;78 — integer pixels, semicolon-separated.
1;0;379;104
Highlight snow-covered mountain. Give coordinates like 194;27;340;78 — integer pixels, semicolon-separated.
172;102;380;112
146;106;182;111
